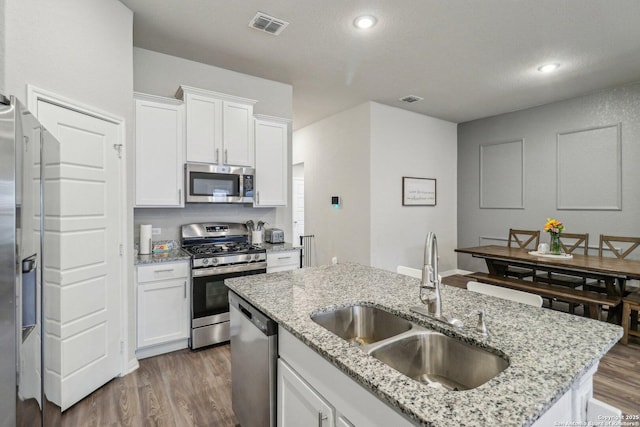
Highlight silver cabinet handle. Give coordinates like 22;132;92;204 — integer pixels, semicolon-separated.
216;148;219;163
278;256;292;260
154;268;174;273
224;148;228;164
178;188;182;202
256;191;260;204
184;281;187;299
318;411;327;426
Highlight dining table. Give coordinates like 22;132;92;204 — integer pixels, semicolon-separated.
455;245;640;322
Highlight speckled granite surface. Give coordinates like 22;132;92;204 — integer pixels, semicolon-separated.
135;240;191;265
225;263;622;427
261;242;301;252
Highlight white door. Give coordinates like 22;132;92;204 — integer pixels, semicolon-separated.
36;100;122;410
293;177;305;245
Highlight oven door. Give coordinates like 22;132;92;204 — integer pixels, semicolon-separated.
185;163;253;203
191;266;266;328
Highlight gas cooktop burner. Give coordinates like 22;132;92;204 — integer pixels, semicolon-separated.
184;242;265;258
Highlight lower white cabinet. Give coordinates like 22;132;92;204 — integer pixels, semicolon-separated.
136;261;190;359
278;328;412;427
267;249;300;273
278;359;336;427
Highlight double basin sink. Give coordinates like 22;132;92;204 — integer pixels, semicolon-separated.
311;305;509;391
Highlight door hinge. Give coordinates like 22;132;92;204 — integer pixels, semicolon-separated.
119;244;124;256
113;144;123;158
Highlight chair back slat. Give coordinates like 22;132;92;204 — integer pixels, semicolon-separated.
559;233;589;256
508;229;540;250
599;235;640;259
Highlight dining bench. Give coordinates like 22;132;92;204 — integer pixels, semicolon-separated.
466;272;621;321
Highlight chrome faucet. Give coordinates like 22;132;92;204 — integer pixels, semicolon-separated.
420;232;442;318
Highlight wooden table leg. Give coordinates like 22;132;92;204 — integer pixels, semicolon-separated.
485;259;507;276
621;301;630;345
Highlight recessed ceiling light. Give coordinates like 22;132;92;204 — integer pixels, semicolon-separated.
537;63;560;73
354;15;377;30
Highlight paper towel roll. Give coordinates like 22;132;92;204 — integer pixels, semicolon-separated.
140;224;152;255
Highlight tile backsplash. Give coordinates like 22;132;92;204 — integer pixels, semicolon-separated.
134;204;278;243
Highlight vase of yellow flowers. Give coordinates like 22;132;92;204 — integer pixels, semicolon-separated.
544;218;564;255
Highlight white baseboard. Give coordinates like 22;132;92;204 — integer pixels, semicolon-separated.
441;269;473;277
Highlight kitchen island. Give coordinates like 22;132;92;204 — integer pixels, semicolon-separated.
225;263;622;426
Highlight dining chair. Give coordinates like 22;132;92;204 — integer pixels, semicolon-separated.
467;281;543;307
534;233;589;313
505;229;540;280
594;235;640;338
585;235;640;294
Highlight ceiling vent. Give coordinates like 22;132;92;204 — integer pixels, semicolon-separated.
249;12;289;35
399;95;424;103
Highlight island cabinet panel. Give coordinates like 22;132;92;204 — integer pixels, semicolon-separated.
254;117;288;207
134;93;184;207
178;85;256;167
136;261;190;359
278;328;414;427
278;359;336;427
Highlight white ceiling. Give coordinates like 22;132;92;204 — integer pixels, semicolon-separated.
119;0;640;129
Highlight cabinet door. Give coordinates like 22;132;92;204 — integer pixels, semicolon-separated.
255;118;288;207
137;279;189;348
278;359;335;427
223;101;254;166
134;96;184;207
185;92;222;164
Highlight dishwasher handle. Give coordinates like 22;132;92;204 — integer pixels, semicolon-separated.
229;291;277;336
239;304;253;320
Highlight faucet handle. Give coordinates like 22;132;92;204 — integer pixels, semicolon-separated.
466;310;488;336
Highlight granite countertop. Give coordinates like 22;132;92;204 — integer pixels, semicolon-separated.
135;247;191;265
225;263;622;427
261;242;301;252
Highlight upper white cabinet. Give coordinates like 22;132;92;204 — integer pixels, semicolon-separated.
134;93;184;207
254;115;289;207
176;85;257;167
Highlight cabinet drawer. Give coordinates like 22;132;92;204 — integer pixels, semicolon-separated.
137;261;189;283
267;250;300;268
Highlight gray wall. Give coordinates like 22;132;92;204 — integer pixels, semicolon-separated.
457;82;640;271
132;48;295;243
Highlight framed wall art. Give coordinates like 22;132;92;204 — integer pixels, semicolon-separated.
402;177;436;206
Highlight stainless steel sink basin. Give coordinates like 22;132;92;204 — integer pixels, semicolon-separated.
370;332;509;391
311;305;412;346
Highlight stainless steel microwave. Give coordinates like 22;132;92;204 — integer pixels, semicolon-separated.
185;163;254;204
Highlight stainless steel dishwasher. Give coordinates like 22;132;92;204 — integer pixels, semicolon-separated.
229;291;277;427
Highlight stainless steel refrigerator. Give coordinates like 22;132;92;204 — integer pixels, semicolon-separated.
0;94;61;426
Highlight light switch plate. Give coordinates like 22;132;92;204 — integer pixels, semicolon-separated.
152;228;161;235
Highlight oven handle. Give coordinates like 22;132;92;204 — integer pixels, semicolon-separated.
192;262;268;277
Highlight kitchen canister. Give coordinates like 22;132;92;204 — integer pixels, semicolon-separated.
251;229;263;245
140;224;152;255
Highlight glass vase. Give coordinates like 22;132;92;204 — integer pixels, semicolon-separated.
549;233;561;255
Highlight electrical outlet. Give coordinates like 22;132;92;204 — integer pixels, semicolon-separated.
152;228;161;235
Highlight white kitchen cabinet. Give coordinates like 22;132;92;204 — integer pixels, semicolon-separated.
134;93;184;207
176;85;256;167
278;359;336;427
267;249;300;273
136;261;190;359
254;116;289;207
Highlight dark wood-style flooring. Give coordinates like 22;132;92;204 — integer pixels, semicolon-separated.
62;345;238;426
61;275;639;425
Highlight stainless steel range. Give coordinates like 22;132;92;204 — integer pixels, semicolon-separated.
182;222;267;349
